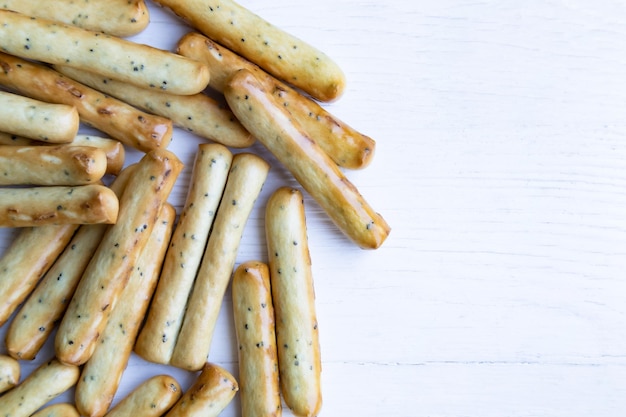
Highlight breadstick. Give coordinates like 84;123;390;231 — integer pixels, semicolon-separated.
76;204;175;417
71;135;126;175
225;69;390;249
0;91;78;143
0;133;126;176
135;144;232;365
0;355;20;394
0;358;79;417
30;404;80;417
1;0;149;37
0;145;107;186
170;152;269;371
0;224;77;326
55;149;183;366
5;166;136;361
103;375;182;417
177;32;374;169
0;184;119;228
0;52;173;152
165;363;238;417
153;0;345;102
232;261;281;417
266;187;322;417
0;10;210;95
56;65;255;149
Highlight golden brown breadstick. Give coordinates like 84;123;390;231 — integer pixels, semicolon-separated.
165;363;238;417
103;375;182;417
0;133;125;176
1;0;149;37
0;52;173;152
0;184;119;228
0;91;78;143
30;403;80;417
135;144;232;365
55;149;183;366
177;32;374;169
76;204;175;417
170;152;269;371
56;65;255;149
0;358;79;417
225;69;390;249
232;261;281;417
0;145;107;186
266;187;322;417
153;0;345;102
0;224;77;326
0;10;210;95
5;166;136;361
0;355;20;394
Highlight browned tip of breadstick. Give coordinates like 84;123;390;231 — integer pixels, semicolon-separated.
166;362;238;416
71;135;126;175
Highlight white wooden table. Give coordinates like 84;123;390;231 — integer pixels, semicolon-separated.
1;1;626;416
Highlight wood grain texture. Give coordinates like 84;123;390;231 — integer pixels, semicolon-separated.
1;0;626;416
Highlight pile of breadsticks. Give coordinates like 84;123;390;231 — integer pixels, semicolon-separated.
0;0;391;416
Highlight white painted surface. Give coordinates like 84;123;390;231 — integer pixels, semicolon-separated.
1;0;626;415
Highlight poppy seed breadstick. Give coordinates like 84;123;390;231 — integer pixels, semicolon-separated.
164;363;238;417
0;224;77;327
0;10;210;95
103;375;182;417
55;149;183;366
0;52;173;153
0;0;149;37
232;261;281;417
0;358;79;417
153;0;345;102
76;203;175;417
177;32;374;169
0;184;119;228
135;144;232;365
0;91;78;143
5;165;137;361
266;187;322;417
0;145;107;186
224;69;390;249
56;65;255;149
170;152;269;371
